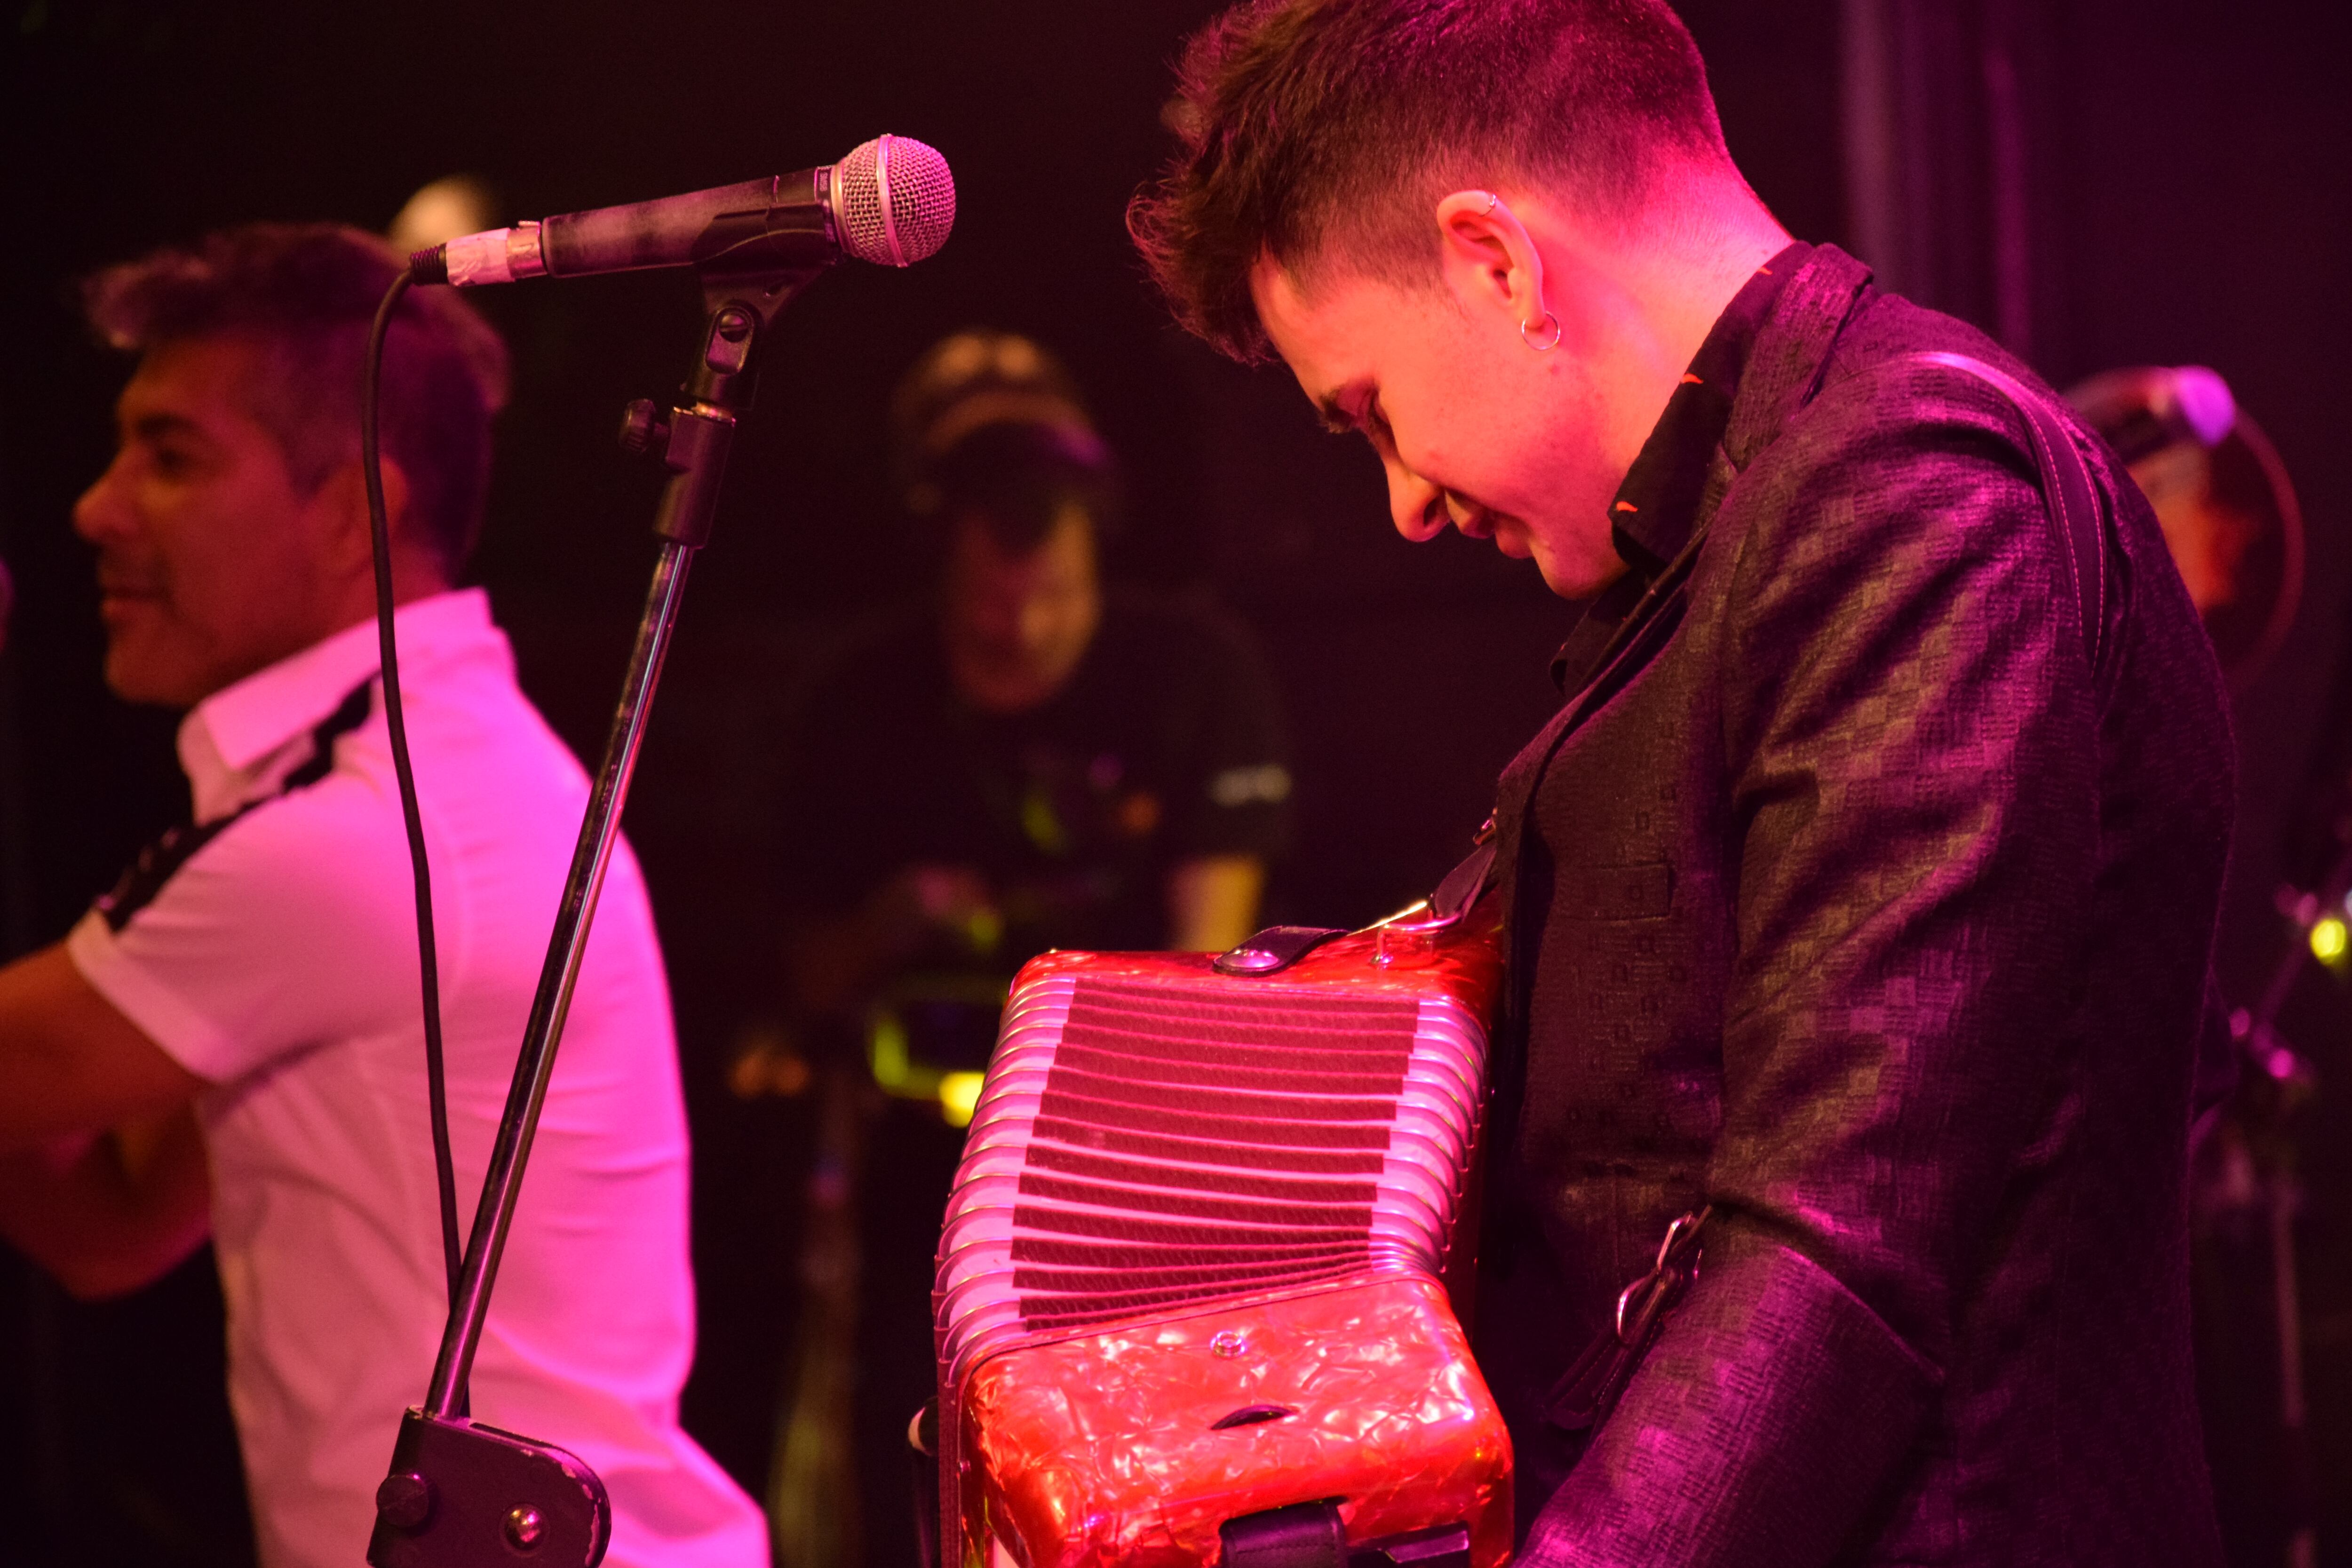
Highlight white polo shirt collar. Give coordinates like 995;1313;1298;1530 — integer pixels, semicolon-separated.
178;588;504;824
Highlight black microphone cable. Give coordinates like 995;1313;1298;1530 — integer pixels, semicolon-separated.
363;271;468;1363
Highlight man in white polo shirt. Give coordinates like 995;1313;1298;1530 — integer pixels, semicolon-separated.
0;223;766;1567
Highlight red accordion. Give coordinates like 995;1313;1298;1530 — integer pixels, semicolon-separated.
933;906;1512;1568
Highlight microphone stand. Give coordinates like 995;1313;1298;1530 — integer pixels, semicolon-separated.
369;258;826;1568
2228;862;2341;1568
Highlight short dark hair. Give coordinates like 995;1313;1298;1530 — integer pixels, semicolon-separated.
1129;0;1729;361
84;222;511;573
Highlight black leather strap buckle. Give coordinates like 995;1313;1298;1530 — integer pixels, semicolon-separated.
1543;1205;1713;1433
1615;1207;1708;1344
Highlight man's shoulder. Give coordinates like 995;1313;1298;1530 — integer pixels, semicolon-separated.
1786;293;2087;469
302;659;599;899
1685;290;2120;681
381;647;584;784
1716;293;2083;559
1825;289;2017;380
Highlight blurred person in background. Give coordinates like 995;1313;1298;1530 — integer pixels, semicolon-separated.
2069;363;2303;695
743;330;1293;1565
0;223;764;1568
2071;363;2331;1568
770;331;1293;1003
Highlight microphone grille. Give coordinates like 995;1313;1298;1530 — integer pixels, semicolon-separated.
834;135;956;266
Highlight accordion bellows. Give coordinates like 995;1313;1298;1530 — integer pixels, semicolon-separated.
934;913;1513;1568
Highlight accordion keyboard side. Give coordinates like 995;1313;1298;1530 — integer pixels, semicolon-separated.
936;950;1495;1387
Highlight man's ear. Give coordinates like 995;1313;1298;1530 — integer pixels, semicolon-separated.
313;455;416;581
1435;189;1548;331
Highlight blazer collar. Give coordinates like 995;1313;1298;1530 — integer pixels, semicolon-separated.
1720;243;1878;474
1550;241;1842;695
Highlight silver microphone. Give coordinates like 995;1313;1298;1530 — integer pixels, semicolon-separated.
412;134;955;286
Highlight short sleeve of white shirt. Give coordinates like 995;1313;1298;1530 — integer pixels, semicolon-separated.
67;772;430;1084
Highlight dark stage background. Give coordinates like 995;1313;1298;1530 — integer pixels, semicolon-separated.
1;1;2347;1564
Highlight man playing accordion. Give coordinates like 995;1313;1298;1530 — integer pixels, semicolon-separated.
1124;1;2235;1563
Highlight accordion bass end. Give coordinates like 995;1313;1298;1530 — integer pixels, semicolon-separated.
935;909;1512;1568
957;1274;1509;1568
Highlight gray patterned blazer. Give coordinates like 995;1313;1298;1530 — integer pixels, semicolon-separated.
1478;245;2235;1567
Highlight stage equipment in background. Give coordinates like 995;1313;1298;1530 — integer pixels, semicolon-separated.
2067;364;2304;691
930;900;1510;1568
2077;361;2323;1568
2214;844;2333;1568
388;175;501;257
357;135;955;1568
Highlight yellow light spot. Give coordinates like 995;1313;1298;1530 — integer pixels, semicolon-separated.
939;1071;985;1128
2312;916;2348;963
869;1015;911;1090
1021;788;1068;855
964;905;1004;955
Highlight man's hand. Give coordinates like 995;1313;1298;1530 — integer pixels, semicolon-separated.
0;944;207;1146
788;865;1004;1019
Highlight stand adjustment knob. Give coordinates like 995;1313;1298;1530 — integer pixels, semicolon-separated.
375;1471;433;1530
618;399;671;459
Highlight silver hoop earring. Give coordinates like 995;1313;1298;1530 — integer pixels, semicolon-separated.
1480;191;1500;215
1520;310;1562;352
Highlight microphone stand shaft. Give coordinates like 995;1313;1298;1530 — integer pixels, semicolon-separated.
370;275;820;1568
426;539;697;1417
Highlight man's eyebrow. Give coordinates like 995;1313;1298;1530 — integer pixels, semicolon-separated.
1314;390;1356;435
125;410;206;443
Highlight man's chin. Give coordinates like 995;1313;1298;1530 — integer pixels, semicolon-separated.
103;644;206;710
1531;549;1633;603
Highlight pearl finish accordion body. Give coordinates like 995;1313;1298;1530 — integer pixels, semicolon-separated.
933;906;1513;1568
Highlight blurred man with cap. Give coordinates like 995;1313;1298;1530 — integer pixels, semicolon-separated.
771;330;1294;998
753;329;1294;1557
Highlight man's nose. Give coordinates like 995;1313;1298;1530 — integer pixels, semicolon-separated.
1386;458;1446;543
72;455;129;544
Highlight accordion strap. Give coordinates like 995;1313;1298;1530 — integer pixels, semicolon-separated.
1428;833;1498;925
1909;349;2109;671
1544;1204;1713;1433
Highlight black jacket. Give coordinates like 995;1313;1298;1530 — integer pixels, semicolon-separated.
1478;245;2234;1566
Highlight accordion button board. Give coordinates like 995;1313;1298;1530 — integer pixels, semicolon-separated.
933;911;1513;1568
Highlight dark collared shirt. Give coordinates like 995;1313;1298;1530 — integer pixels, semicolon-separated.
1550;242;1812;694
